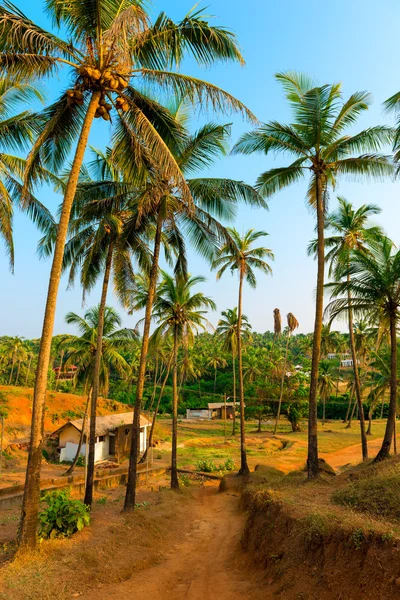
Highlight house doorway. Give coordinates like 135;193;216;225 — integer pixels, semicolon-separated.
109;435;116;456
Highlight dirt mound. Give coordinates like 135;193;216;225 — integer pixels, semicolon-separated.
240;485;400;599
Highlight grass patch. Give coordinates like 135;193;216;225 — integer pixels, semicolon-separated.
332;467;400;522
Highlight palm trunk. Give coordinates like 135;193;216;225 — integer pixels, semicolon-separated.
374;313;397;461
148;358;159;412
274;331;290;434
15;360;21;386
25;354;32;387
64;389;91;476
124;212;163;510
344;388;353;423
214;366;217;395
171;329;180;490
55;351;64;391
140;353;173;464
322;392;326;425
232;349;237;435
346;390;357;428
84;242;113;507
307;173;324;479
18;91;101;549
237;268;249;476
347;277;368;461
366;403;373;435
8;352;16;385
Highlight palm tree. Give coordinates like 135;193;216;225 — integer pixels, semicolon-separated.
152;272;215;489
242;351;262;384
234;72;393;478
123;113;265;510
206;348;228;394
0;3;252;546
318;361;335;425
326;237;400;462
310;197;384;461
274;312;299;434
59;306;135;475
213;228;274;475
41;148;151;507
216;307;252;435
320;325;340;359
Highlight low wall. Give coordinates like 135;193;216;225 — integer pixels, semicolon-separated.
0;463;166;510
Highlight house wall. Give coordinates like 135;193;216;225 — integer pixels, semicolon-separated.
59;425;81;447
59;435;109;463
115;425;147;461
186;409;211;419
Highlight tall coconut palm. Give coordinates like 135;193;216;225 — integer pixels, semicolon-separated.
274;312;299;434
309;197;384;461
213;228;274;475
234;72;393;478
0;2;252;546
318;361;335;425
59;305;136;475
326;237;400;462
40;148;151;506
216;307;252;435
123;113;266;511
152;272;215;489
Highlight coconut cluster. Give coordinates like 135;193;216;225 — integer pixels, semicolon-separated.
67;65;131;120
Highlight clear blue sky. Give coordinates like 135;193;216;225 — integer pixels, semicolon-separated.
2;0;400;338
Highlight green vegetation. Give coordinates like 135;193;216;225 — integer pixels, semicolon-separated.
38;490;90;540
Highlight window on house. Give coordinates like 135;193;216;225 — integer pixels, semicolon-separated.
125;428;130;436
99;435;105;442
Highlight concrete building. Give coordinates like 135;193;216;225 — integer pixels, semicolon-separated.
53;412;150;464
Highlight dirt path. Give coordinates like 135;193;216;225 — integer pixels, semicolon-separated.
92;483;264;600
320;436;390;470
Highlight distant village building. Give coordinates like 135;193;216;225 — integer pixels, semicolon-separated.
340;359;359;367
327;353;337;360
52;412;150;464
54;364;78;381
186;402;244;420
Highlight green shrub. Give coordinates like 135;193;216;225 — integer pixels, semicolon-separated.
76;454;85;467
179;474;191;487
196;459;217;473
38;489;90;540
223;458;235;471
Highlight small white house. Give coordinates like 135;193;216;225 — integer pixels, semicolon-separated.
186;402;243;420
53;412;150;464
340;359;359;367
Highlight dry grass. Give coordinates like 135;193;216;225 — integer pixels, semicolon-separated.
0;480;196;600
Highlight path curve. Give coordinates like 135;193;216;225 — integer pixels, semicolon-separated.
93;483;264;600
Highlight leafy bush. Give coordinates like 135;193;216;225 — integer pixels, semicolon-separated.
76;454;85;467
38;489;90;540
179;474;191;487
196;458;235;473
196;459;217;472
223;458;235;471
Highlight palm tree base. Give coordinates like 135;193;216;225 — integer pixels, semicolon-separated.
373;441;391;462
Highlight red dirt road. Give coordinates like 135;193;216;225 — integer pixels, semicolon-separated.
91;483;266;600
